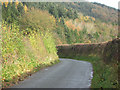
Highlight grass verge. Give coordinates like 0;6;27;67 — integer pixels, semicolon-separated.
3;59;60;88
59;55;118;88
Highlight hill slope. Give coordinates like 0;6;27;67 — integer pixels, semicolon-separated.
58;2;118;24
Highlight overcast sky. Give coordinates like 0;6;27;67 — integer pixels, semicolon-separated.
87;0;119;9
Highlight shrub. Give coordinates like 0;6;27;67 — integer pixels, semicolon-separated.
19;8;56;34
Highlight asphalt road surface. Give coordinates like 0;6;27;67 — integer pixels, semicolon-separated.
11;58;93;88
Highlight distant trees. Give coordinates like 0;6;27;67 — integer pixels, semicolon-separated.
2;2;117;44
67;2;118;24
23;2;78;20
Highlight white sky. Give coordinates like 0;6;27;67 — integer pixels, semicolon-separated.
87;0;120;9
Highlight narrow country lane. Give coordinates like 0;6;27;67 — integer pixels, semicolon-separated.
11;58;93;88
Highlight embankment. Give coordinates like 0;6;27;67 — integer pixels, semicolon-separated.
57;38;119;88
2;23;59;88
57;38;119;63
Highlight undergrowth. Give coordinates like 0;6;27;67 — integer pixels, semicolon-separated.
2;23;59;88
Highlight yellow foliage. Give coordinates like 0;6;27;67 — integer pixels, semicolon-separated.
20;2;23;6
86;16;89;20
15;0;19;8
92;17;95;21
1;2;3;5
24;5;28;13
65;20;81;31
88;40;91;43
5;1;8;7
84;16;89;21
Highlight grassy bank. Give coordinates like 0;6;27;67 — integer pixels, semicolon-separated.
57;38;119;88
59;55;118;88
2;23;59;88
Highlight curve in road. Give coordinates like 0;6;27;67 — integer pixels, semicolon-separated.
11;58;93;88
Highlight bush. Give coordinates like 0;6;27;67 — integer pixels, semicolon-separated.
19;8;56;34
